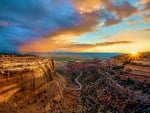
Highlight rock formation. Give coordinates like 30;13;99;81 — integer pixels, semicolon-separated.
0;55;55;102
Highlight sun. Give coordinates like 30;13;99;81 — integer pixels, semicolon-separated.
131;51;137;56
128;51;140;61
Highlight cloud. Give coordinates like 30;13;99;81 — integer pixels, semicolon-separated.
0;0;103;52
0;21;9;26
104;1;137;26
18;0;141;53
97;41;134;46
141;28;150;31
70;41;134;48
0;0;145;52
126;20;137;25
0;0;82;51
142;0;150;11
97;30;150;53
107;1;137;18
143;14;150;22
71;0;102;14
66;41;134;52
141;0;150;4
19;36;134;52
71;0;138;26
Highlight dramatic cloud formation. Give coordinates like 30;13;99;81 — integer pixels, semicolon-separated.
20;39;133;52
0;0;81;51
0;0;150;53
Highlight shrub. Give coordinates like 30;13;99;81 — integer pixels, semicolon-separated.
112;66;124;71
123;60;131;65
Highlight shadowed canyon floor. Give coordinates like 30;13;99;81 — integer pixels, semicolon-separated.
0;53;150;113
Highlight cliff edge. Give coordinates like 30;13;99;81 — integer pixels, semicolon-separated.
0;55;55;102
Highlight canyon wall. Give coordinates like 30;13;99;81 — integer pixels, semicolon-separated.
0;58;55;102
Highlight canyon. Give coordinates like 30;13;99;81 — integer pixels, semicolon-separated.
0;53;150;113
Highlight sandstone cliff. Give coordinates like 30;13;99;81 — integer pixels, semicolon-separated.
0;56;55;102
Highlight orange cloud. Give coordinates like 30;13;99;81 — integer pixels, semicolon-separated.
70;0;106;14
144;14;150;22
141;0;150;4
66;41;134;52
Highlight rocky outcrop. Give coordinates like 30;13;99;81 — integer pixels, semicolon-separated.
19;59;54;91
0;56;55;102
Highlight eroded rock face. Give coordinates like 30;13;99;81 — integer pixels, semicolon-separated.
0;55;55;102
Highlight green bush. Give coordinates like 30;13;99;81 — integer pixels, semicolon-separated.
119;78;134;86
123;60;131;65
112;66;124;71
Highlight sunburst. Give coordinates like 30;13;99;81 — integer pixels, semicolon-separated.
128;51;141;61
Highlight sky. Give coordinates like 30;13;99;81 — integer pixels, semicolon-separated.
0;0;150;53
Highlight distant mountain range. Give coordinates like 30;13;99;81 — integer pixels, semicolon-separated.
29;52;123;59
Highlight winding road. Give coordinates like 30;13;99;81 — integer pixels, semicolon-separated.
56;71;83;91
75;71;82;90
